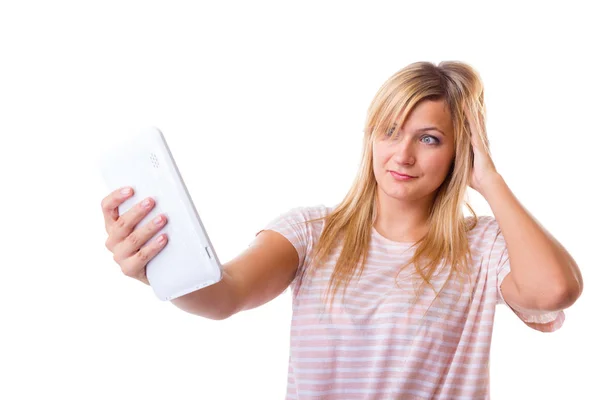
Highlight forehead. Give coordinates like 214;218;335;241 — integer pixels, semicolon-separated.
395;99;453;136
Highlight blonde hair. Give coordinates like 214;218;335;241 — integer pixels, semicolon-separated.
298;61;491;312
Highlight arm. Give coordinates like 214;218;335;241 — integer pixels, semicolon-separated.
170;230;299;320
481;173;583;312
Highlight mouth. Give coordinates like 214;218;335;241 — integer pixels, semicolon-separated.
389;171;417;179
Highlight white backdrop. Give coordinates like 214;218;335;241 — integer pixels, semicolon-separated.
1;1;597;399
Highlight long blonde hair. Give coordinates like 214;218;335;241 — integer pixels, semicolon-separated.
298;61;492;311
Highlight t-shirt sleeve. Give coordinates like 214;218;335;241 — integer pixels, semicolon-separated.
254;206;322;274
490;217;565;332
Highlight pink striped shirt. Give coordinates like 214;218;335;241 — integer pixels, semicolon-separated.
257;205;565;399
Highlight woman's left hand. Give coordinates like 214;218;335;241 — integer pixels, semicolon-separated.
464;104;499;195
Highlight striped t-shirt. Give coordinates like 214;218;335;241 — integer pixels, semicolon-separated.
256;204;565;400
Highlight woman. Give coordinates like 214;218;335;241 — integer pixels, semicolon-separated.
101;61;583;399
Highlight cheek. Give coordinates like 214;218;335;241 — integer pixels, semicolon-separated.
372;146;391;174
424;152;455;177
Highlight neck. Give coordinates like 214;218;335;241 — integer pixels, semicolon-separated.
373;189;434;243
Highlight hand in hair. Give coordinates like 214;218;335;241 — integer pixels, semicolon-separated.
464;104;499;195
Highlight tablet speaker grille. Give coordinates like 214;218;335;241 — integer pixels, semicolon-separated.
150;153;159;168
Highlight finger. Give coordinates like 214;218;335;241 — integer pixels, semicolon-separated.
472;117;489;153
119;233;169;281
107;196;156;245
463;105;485;150
101;187;134;231
113;213;168;259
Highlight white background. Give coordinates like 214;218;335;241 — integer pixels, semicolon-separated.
1;1;598;399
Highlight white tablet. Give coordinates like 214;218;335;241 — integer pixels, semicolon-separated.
98;127;223;301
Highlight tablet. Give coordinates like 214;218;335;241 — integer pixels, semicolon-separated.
98;127;223;301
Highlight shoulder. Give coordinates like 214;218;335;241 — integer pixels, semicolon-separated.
272;204;332;224
262;204;333;238
464;215;505;250
465;214;499;235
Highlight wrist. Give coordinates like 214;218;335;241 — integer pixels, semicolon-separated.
479;172;505;199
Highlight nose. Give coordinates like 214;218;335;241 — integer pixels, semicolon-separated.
391;137;416;166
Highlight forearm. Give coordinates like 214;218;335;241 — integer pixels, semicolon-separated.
170;270;238;320
480;174;583;307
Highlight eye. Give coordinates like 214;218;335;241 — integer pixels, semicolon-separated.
386;125;397;137
421;135;440;145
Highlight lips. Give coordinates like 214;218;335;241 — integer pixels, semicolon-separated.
389;171;416;178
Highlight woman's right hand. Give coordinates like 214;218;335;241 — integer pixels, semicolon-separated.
101;187;169;285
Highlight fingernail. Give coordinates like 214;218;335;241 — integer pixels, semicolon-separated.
121;187;132;196
142;198;152;208
158;234;166;244
153;215;163;225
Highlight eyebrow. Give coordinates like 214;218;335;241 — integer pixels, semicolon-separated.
390;123;446;136
416;127;446;136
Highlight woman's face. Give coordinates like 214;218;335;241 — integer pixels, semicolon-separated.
372;99;456;203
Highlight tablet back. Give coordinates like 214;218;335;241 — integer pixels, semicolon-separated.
98;127;223;301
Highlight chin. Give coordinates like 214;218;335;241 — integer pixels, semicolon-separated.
381;181;440;202
380;185;419;201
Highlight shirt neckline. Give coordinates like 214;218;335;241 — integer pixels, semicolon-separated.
371;226;417;248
